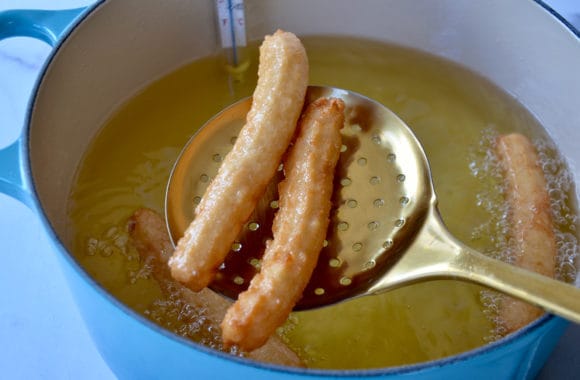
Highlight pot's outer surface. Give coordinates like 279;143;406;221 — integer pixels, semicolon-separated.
0;0;578;378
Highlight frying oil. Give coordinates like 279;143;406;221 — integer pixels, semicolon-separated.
67;36;578;369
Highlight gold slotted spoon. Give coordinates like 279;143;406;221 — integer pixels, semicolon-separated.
166;86;580;321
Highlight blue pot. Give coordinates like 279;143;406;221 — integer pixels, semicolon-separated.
0;1;578;378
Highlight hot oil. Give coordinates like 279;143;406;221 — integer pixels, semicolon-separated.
67;36;578;369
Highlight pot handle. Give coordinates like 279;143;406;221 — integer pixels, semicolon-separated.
0;7;87;47
0;140;34;209
0;6;87;208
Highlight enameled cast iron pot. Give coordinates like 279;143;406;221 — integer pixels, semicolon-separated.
0;1;579;378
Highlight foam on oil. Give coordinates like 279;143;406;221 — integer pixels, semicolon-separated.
67;36;578;370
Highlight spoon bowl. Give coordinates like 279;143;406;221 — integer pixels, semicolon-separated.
166;86;580;320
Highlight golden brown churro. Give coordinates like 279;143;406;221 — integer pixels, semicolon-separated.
128;208;303;366
168;30;309;291
495;133;557;333
221;98;345;351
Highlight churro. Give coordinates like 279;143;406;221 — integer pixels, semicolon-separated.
495;133;556;333
168;30;309;291
128;208;303;366
221;98;345;351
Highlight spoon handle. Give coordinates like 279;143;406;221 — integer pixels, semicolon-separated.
451;240;580;324
382;209;580;325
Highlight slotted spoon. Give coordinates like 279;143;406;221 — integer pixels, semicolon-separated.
165;86;580;322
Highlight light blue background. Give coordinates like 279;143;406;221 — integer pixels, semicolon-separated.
0;1;578;379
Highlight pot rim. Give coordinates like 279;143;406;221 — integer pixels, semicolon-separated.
22;0;579;376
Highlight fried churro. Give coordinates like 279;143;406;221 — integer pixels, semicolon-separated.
168;30;309;291
495;133;556;333
128;208;303;366
221;98;345;351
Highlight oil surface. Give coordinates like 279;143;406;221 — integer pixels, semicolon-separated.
67;36;578;369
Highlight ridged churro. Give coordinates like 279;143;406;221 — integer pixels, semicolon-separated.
168;30;309;291
128;208;303;366
495;133;556;333
221;98;345;351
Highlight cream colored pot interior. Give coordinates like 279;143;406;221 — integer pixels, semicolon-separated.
29;0;580;264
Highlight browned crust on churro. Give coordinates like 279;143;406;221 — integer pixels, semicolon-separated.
495;133;556;333
221;98;345;351
168;30;309;291
128;208;303;367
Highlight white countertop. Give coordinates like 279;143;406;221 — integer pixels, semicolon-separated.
0;1;579;379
